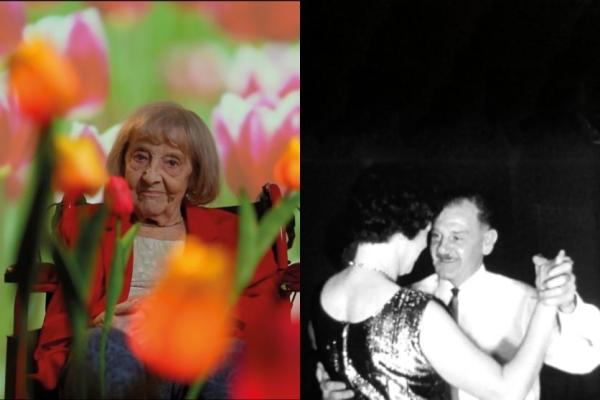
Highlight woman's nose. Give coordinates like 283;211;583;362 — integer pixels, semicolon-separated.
141;161;161;183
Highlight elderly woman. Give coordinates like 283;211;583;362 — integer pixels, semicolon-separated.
32;102;283;398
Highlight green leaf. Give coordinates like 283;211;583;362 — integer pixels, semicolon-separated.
255;192;300;264
51;237;87;306
99;222;139;396
75;205;109;296
120;223;141;250
233;191;258;297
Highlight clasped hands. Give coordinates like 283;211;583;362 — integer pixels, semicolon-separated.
92;297;143;330
532;249;577;313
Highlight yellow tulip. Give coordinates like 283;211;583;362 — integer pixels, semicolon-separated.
53;135;108;197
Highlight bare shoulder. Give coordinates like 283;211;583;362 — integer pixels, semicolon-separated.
410;273;438;293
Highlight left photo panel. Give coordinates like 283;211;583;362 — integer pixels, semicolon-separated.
0;2;299;399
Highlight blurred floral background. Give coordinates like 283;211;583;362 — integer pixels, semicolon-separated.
0;1;299;398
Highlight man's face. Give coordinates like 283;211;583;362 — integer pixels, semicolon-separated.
429;200;496;287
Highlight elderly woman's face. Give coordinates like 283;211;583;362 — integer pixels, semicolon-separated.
124;137;192;222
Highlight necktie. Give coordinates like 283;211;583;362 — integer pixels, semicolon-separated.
449;287;459;321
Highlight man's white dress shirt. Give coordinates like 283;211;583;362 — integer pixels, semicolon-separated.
412;265;600;400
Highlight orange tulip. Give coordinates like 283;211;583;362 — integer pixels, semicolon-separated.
127;236;235;383
53;135;108;197
8;37;81;124
274;136;300;191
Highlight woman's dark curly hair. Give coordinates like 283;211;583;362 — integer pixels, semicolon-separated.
339;166;434;264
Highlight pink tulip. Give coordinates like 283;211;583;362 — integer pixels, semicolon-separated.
213;91;299;198
64;12;110;118
0;97;38;199
0;1;25;57
162;44;228;101
226;44;299;100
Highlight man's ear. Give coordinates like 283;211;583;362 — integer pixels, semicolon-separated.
482;228;498;256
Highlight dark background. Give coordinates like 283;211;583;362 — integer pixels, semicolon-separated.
301;1;600;399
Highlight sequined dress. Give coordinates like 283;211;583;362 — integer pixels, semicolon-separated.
312;286;447;400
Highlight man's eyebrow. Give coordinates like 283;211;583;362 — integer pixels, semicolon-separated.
450;230;469;235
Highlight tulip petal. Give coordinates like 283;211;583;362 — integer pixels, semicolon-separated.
0;97;38;199
127;237;235;383
226;44;300;99
213;91;300;198
0;1;25;57
69;122;107;164
232;302;300;399
65;10;109;117
197;2;299;42
9;37;81;123
278;72;300;98
53;135;109;197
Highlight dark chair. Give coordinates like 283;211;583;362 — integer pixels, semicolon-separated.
4;182;299;399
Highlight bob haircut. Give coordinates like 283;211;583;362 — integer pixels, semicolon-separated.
107;101;220;205
338;166;433;266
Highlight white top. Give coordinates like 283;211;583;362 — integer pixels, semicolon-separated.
412;265;600;400
129;236;184;298
110;237;183;334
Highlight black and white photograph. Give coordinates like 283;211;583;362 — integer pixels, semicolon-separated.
302;1;600;399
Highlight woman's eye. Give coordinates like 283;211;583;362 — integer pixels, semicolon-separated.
133;153;148;162
166;159;179;167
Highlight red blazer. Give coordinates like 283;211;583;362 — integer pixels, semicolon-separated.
31;202;287;390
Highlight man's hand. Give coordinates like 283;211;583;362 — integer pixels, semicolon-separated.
316;362;354;400
532;249;577;313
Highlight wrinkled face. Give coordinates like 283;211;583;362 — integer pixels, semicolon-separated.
124;137;193;222
429;200;496;286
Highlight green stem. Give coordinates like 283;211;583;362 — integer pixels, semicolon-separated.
99;220;121;399
69;306;89;398
99;221;139;397
13;126;54;398
185;379;205;399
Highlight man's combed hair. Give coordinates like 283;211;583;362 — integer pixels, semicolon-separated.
436;188;494;228
338;167;433;265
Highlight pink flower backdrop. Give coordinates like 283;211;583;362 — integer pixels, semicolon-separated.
0;2;299;398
